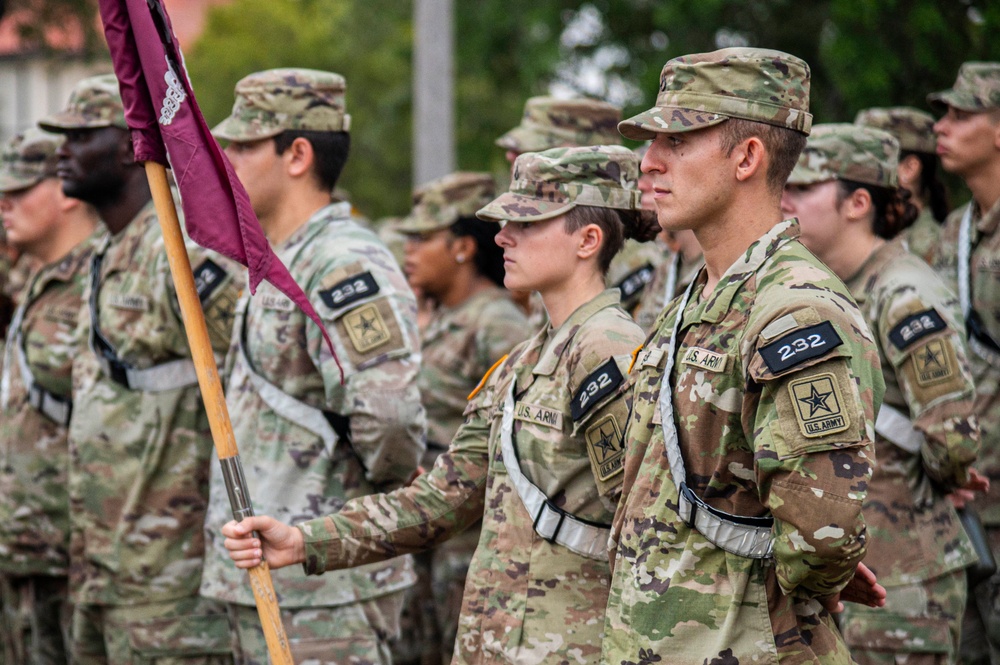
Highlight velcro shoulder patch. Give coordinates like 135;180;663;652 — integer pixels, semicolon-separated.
193;259;227;304
571;358;624;421
617;263;654;300
320;271;379;310
468;354;507;401
889;308;946;350
758;321;843;374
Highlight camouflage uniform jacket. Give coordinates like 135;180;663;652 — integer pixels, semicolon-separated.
297;289;643;664
632;249;704;332
68;201;241;605
0;233;97;577
420;286;527;457
603;219;884;665
201;202;424;608
607;239;665;313
846;240;977;586
933;197;1000;524
902;207;941;265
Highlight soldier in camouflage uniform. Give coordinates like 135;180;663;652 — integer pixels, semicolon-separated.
0;128;99;664
855;107;950;263
199;68;425;664
927;61;1000;665
603;48;887;665
497;96;664;317
783;123;983;664
395;171;527;663
221;145;661;664
38;74;240;664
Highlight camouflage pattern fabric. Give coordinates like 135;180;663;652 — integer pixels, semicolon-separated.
397;172;496;235
632;247;704;332
840;240;978;664
603;219;884;664
495;96;622;154
67;200;242;610
72;595;232;665
37;74;129;131
201;202;424;615
296;289;643;664
788;123;899;188
928;62;1000;113
0;128;62;192
963;527;1000;664
903;208;942;265
854;106;937;155
0;575;71;665
212;68;351;141
618;47;813;140
606;239;666;314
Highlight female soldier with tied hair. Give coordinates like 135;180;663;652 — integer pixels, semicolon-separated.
221;144;660;664
782;123;987;665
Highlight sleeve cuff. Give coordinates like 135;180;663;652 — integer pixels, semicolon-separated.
296;519;346;576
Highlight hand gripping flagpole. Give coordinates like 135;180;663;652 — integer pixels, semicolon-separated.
144;163;294;665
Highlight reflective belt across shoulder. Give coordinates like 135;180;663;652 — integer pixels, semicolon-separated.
874;403;923;455
499;382;610;561
957;206;1000;367
658;279;775;559
88;251;198;392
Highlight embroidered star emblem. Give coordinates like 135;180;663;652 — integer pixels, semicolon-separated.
353;312;379;337
798;383;833;417
920;344;943;368
593;426;618;460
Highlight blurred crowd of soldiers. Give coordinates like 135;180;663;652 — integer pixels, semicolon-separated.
0;40;999;665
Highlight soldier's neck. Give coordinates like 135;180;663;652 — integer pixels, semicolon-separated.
696;206;783;297
261;187;333;247
98;173;152;236
966;160;1000;217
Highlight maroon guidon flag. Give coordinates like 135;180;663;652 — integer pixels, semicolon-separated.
97;0;340;370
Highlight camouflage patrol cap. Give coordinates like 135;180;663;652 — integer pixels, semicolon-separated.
788;123;899;189
0;128;64;193
37;74;127;132
619;47;813;140
928;62;1000;112
398;172;496;234
495;96;622;153
477;145;640;223
213;68;351;142
854;107;936;154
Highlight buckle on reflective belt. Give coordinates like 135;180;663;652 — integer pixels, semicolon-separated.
533;499;568;544
104;356;131;388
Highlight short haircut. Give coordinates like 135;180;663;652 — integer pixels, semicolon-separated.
718;118;807;195
273;130;350;191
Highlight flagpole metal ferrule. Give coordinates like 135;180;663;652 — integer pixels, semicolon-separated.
220;455;255;523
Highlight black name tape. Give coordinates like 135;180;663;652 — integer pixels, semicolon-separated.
193;259;226;303
617;263;655;299
571;358;624;421
320;271;380;310
758;321;843;374
888;308;946;350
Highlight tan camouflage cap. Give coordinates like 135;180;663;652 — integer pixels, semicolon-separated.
494;96;622;153
0;128;64;193
854;106;936;154
213;68;351;142
619;47;813;140
477;145;640;223
928;62;1000;113
398;172;496;234
37;74;127;132
788;123;899;188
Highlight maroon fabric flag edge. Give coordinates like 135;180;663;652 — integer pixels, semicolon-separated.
97;0;342;377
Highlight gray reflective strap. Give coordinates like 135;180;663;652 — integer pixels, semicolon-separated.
657;279;775;559
0;292;28;410
956;205;1000;367
95;356;199;392
662;252;680;310
499;382;610;561
874;403;923;454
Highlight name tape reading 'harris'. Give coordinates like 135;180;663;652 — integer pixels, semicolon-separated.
758;321;843;374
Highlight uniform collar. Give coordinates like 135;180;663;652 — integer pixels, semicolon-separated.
532;288;622;377
974;196;1000;237
278;201;354;262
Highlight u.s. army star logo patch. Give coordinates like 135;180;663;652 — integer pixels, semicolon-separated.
585;414;624;481
913;339;955;386
344;303;391;353
787;372;850;438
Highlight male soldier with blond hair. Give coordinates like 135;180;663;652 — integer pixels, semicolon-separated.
0;128;99;664
927;61;1000;665
39;74;241;664
602;47;886;664
199;68;425;663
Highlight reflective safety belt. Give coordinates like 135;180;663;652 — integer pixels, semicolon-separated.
662;251;680;311
873;403;923;455
658;279;775;559
958;206;1000;368
499;381;611;561
88;251;199;392
236;296;345;457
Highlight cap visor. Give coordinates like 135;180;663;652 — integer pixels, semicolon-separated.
211;116;282;143
37;111;113;132
926;90;983;113
494;126;561;153
786;165;834;187
395;213;449;234
0;174;39;193
477;193;575;223
619;107;728;140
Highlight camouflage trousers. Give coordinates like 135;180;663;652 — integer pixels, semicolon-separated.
0;573;71;665
390;525;479;665
961;527;1000;665
71;594;233;665
227;590;404;665
838;568;966;665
